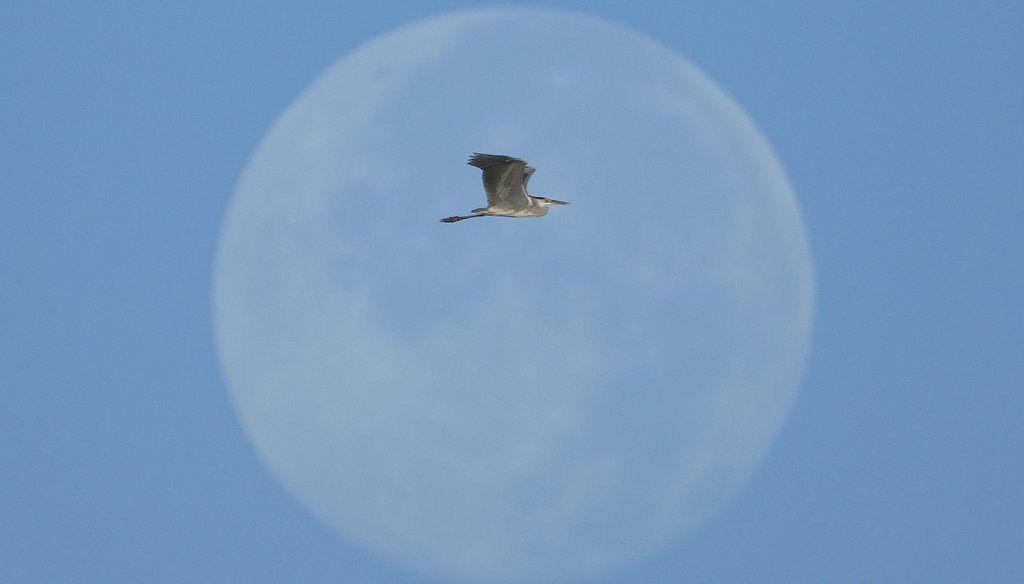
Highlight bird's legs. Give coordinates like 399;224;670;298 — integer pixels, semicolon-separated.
440;214;485;223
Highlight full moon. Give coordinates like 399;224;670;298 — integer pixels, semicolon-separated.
213;8;813;584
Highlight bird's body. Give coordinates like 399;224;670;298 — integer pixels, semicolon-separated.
441;153;568;223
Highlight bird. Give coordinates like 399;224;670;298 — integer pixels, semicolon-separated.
441;153;569;223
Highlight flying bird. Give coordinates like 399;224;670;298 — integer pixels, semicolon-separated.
441;153;569;223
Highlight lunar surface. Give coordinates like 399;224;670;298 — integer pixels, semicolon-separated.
213;7;814;584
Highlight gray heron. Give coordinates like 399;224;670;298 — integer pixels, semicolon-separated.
441;153;569;223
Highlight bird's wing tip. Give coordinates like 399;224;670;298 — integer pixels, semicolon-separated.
468;153;524;169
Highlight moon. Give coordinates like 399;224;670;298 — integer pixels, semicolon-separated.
213;7;813;584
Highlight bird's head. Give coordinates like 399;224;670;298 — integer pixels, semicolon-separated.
534;196;570;207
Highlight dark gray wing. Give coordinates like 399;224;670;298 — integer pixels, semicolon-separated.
468;153;531;211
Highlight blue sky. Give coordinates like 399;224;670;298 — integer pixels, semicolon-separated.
2;2;1021;583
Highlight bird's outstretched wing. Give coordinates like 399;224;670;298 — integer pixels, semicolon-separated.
468;153;531;211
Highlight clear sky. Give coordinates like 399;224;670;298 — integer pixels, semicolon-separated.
2;2;1021;583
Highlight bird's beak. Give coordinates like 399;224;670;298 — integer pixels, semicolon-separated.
548;198;569;205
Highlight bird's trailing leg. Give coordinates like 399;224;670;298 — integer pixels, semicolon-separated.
440;214;484;223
